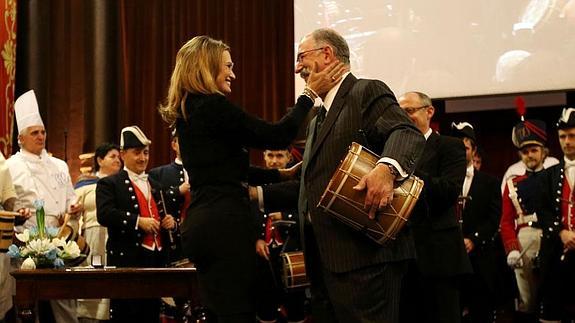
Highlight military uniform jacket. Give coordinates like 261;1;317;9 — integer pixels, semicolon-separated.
149;161;186;260
500;171;542;254
462;170;502;249
462;169;504;291
96;170;175;267
149;161;186;220
537;161;573;277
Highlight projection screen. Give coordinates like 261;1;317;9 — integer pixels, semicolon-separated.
294;0;575;99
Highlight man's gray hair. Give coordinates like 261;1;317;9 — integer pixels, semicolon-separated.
409;91;433;107
311;28;350;65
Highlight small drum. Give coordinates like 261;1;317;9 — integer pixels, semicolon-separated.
58;224;90;266
281;251;309;289
0;211;17;252
318;142;424;245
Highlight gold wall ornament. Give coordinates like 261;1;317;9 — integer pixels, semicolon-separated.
0;0;16;156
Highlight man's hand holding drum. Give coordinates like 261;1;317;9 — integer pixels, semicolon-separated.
353;163;397;220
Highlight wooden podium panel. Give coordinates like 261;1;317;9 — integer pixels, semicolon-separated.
11;267;198;322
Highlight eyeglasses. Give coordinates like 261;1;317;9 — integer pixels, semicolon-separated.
296;47;326;63
403;105;429;114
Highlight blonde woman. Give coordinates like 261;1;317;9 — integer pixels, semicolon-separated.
158;35;345;323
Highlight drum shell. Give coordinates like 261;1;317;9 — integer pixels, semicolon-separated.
281;251;309;289
0;211;15;252
318;142;423;245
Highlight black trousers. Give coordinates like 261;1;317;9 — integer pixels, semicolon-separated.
109;248;164;323
399;259;461;323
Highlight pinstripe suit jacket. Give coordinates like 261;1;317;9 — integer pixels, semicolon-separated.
299;74;425;273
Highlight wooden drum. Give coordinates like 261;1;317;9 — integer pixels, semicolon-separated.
0;211;17;252
318;142;424;245
281;251;309;289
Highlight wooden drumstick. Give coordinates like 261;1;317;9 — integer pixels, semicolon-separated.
0;210;20;216
57;213;71;238
267;257;279;288
518;238;535;259
159;190;176;248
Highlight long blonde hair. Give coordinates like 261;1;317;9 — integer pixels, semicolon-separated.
158;35;231;126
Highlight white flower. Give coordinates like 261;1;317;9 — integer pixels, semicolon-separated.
27;238;54;254
11;225;82;269
33;199;45;209
21;257;37;270
62;241;81;258
51;237;66;248
15;229;30;243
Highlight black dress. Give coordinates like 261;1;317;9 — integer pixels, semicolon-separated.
175;93;313;319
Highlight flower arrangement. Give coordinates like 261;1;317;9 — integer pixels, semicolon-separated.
6;199;82;269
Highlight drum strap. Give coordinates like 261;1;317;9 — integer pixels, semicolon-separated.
507;177;526;223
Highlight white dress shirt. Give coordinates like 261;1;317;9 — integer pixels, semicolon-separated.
462;164;475;198
125;167;150;199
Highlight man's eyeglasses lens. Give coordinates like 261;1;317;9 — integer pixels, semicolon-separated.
404;106;428;114
296;47;325;63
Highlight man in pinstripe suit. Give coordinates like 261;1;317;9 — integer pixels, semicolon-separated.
296;28;425;323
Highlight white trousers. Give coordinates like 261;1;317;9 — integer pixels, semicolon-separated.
515;226;542;313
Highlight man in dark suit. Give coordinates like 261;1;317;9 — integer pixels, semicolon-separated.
397;92;471;323
451;122;504;322
96;126;177;323
149;130;188;263
296;28;425;323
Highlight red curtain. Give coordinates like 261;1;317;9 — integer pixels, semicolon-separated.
0;0;16;156
15;0;294;180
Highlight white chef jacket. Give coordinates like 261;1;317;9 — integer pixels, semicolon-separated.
6;149;77;230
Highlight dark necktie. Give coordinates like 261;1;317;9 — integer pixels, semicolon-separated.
313;105;327;145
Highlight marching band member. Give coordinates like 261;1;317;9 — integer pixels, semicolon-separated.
538;108;575;322
149;129;187;264
254;149;306;323
96;126;176;323
500;118;550;321
452;122;504;322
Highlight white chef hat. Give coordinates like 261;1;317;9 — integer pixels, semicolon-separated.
15;90;44;134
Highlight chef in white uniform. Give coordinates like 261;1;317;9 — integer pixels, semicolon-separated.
6;89;82;323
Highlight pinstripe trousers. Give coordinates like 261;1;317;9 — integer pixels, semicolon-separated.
304;224;407;323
